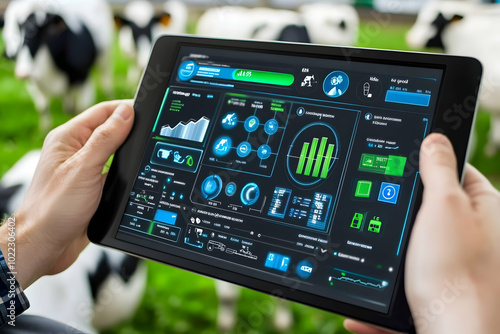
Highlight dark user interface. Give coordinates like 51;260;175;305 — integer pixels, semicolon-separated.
117;46;442;312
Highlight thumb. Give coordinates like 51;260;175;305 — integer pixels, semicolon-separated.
419;133;460;194
82;103;134;169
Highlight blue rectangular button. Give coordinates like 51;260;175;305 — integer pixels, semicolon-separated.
385;90;431;107
265;252;290;272
154;209;178;225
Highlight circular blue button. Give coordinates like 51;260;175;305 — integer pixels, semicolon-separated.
296;260;314;279
257;145;272;160
178;61;197;81
213;136;232;157
201;175;222;200
244;116;260;133
222;112;238;130
323;71;349;98
240;183;260;206
264;119;279;135
237;141;251;158
297;107;305;116
225;182;237;196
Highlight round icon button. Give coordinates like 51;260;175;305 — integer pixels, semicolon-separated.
264;119;279;135
244;116;260;133
178;61;197;81
213;136;232;157
296;107;305;116
296;260;314;279
323;71;349;98
237;141;252;158
201;175;223;200
225;182;237;196
257;144;272;160
240;183;260;206
221;112;238;129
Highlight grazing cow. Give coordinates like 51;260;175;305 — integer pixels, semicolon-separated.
0;150;147;333
298;3;359;46
115;0;188;84
2;0;113;131
196;6;310;43
407;1;500;156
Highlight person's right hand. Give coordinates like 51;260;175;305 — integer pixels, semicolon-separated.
345;133;500;334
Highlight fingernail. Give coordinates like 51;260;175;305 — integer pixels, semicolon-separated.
114;103;132;121
421;133;451;155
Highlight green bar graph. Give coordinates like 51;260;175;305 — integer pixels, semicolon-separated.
296;142;309;175
312;137;328;177
304;138;319;176
320;144;335;179
295;137;335;179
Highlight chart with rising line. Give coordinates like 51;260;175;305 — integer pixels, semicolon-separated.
287;123;339;186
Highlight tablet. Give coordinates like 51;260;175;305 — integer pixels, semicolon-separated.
89;35;481;332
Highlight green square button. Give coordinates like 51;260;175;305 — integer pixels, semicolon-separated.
355;180;372;198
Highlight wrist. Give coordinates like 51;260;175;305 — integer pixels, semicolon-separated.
0;213;46;289
411;282;499;334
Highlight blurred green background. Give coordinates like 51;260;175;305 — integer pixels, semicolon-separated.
1;14;499;334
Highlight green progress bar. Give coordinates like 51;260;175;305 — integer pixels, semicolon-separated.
147;221;154;235
296;142;309;175
312;137;328;177
320;144;335;179
304;138;319;176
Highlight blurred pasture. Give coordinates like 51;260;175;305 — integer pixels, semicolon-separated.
0;5;499;334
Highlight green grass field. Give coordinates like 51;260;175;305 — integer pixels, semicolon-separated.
1;17;499;334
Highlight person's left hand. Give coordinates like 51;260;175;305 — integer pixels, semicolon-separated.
0;100;134;288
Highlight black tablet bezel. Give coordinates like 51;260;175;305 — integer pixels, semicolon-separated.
89;35;481;332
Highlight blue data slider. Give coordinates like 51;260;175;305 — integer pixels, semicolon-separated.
385;90;431;107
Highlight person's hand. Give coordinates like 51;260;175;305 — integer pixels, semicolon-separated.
0;100;134;289
345;133;500;334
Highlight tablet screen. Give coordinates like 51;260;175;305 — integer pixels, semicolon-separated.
116;45;443;313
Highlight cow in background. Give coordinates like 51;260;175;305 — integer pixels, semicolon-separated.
196;6;310;43
2;0;113;131
0;150;147;333
115;0;188;84
407;1;500;156
298;3;358;46
196;4;359;46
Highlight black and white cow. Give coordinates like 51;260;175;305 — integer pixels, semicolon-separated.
115;0;188;84
196;4;359;46
0;150;146;333
298;3;359;46
196;6;310;43
2;0;113;131
407;1;500;156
